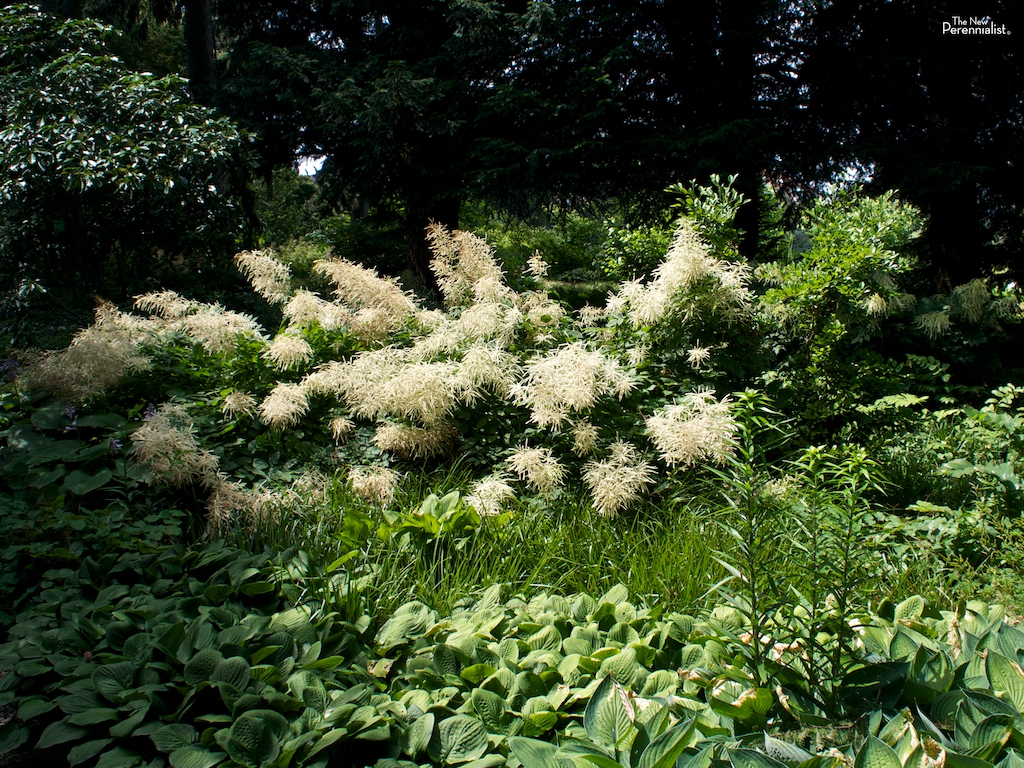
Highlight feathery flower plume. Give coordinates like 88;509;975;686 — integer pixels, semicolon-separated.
330;416;355;441
456;302;522;343
454;346;519;403
427;224;506;307
583;441;656;516
258;383;309;428
131;403;219;486
135;291;265;352
19;303;151;401
863;293;889;317
473;275;516;304
512;343;632;428
180;307;262;354
264;334;314;370
284;291;349;330
344;359;459;426
235;250;292;304
526;250;549;278
373;422;459;459
349;466;399;507
994;294;1022;319
686;343;712;369
645;391;737;467
627;345;649;367
571;421;600;456
221;391;256;418
952;279;990;323
349;306;399;341
577;305;604;328
613;219;751;328
915;310;953;339
314;257;416;316
206;475;272;533
507;445;566;494
134;290;200;319
413;322;463;358
466;473;515;516
522;293;566;329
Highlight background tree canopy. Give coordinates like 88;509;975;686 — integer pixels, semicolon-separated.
0;4;249;324
4;0;1023;290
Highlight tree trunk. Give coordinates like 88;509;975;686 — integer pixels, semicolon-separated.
182;0;217;107
404;197;460;297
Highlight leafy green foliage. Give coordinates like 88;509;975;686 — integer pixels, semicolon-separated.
0;542;389;768
0;5;250;311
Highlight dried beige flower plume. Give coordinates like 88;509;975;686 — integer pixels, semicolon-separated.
314;257;416;317
18;303;150;401
373;422;459;460
349;466;399;507
131;403;219;487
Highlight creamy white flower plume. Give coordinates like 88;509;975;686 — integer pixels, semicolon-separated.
583;441;656;516
512;343;634;428
314;257;417;317
221;391;256;418
258;383;309;428
235;250;292;305
507;445;566;494
645;391;737;467
427;224;507;307
466;473;515;516
264;334;314;370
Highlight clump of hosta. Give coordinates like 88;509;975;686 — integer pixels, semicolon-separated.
17;303;151;401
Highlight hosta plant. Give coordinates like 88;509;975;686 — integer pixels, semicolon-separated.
0;542;394;768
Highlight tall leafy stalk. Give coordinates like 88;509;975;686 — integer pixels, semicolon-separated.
710;391;791;689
